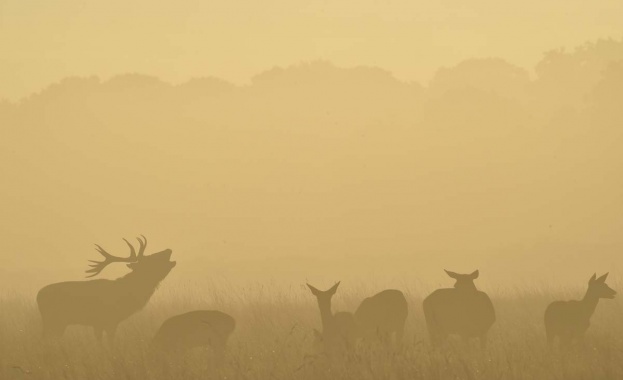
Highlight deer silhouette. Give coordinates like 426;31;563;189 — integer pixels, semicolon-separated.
307;282;358;352
544;273;616;348
422;270;495;348
36;236;176;342
152;310;235;359
354;289;408;347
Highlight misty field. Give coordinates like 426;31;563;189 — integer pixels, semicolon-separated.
1;282;623;380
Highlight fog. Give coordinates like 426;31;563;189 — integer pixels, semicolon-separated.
2;0;623;99
1;3;623;291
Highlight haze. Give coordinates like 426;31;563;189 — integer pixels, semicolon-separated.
1;1;623;291
1;0;623;100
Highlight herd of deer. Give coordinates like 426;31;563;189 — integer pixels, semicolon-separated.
35;236;616;358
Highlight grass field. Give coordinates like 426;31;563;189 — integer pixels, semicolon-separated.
1;281;622;380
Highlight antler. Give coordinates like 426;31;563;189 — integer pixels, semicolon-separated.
137;235;147;258
85;237;143;278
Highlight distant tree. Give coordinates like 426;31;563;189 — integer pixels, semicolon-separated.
428;58;530;101
176;77;237;98
534;38;623;107
590;61;623;109
103;73;169;92
0;98;12;117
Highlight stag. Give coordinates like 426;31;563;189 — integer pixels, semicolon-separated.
36;236;176;342
545;273;616;348
422;270;495;348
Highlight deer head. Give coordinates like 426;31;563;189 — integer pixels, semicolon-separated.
86;236;176;278
445;269;479;290
587;273;616;299
307;282;340;306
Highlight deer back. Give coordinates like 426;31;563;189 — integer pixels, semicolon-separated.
354;289;408;335
152;310;236;351
423;288;495;336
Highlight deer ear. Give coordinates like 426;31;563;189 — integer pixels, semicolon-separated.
597;273;609;283
470;270;479;279
328;281;340;294
445;270;459;279
589;273;597;283
307;283;320;296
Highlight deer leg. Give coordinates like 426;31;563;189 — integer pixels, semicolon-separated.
394;324;405;349
577;332;585;344
384;331;393;350
479;334;488;349
105;325;118;345
560;334;572;350
211;338;227;364
429;330;446;348
461;335;470;348
546;331;555;349
575;333;587;351
94;327;104;343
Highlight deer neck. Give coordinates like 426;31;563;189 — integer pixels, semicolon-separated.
316;298;333;331
580;289;600;319
456;287;478;296
117;271;164;307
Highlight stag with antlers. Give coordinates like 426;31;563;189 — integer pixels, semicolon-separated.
36;236;176;342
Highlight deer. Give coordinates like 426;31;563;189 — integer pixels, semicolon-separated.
422;270;495;348
36;236;176;342
307;282;358;353
354;289;408;347
151;310;235;360
544;273;616;348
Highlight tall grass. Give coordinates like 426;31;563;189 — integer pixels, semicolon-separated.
1;282;622;380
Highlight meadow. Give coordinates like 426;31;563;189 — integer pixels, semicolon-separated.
1;281;623;380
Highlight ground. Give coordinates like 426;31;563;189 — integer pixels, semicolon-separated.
1;281;622;380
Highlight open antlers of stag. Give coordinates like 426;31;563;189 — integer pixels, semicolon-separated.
86;235;148;278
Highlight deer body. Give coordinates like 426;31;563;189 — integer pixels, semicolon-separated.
544;273;616;347
423;270;495;347
152;310;235;357
322;311;359;350
36;236;175;341
354;289;408;345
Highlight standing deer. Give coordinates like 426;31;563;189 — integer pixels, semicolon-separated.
307;282;358;352
422;270;495;348
152;310;235;359
354;289;408;347
544;273;616;348
37;236;176;342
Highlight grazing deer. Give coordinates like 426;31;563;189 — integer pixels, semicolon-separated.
422;270;495;348
354;289;408;347
544;273;616;348
307;282;358;352
37;236;176;342
152;310;235;359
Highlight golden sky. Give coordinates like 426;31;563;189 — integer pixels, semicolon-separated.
1;0;622;100
1;1;623;290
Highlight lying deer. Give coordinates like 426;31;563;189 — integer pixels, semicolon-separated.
545;273;616;348
37;236;176;342
423;270;495;348
152;310;235;360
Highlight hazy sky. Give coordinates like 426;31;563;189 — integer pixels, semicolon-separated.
1;0;622;100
